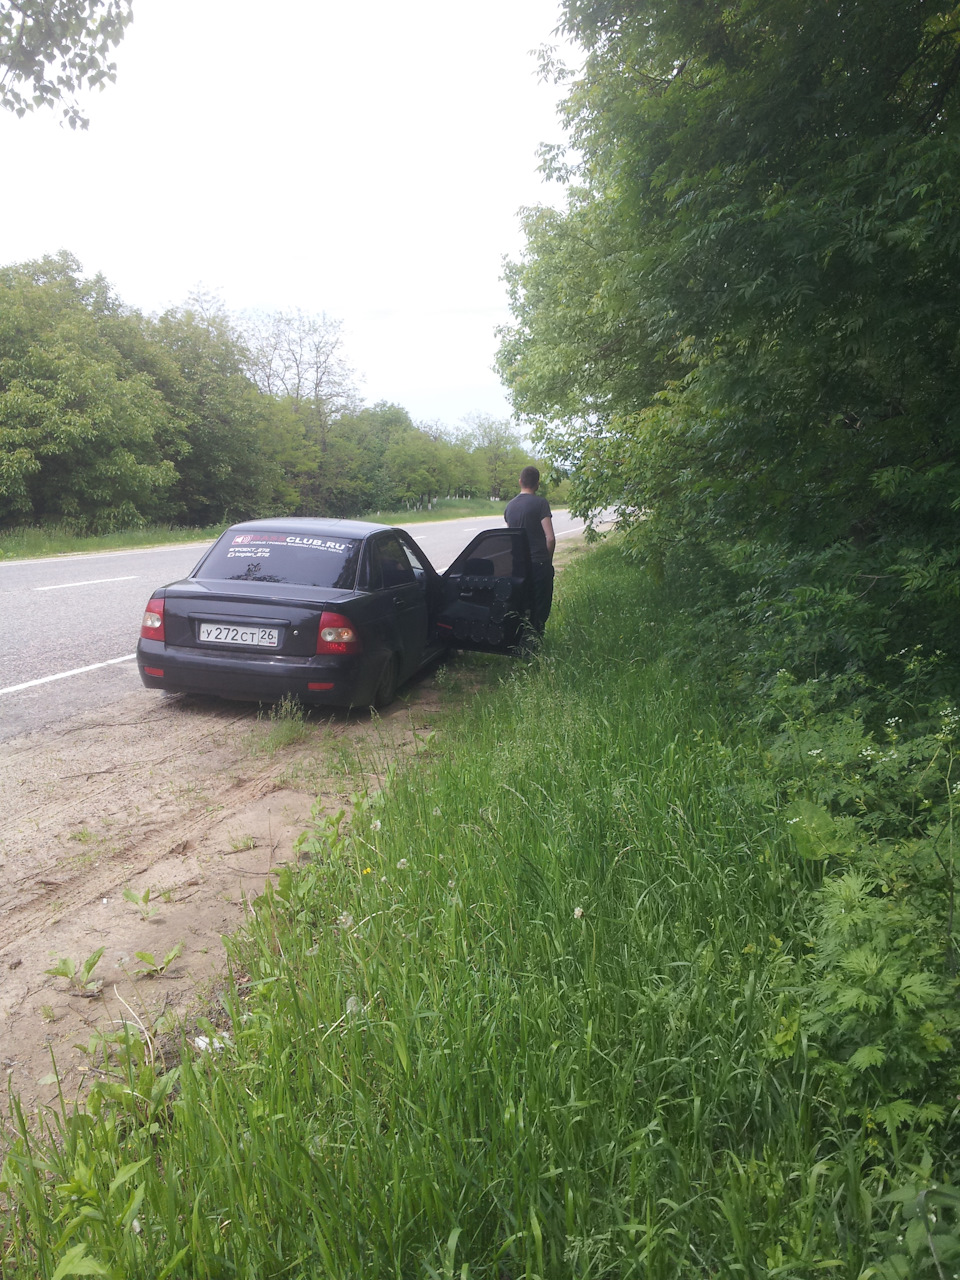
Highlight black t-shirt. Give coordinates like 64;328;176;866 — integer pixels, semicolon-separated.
504;492;553;562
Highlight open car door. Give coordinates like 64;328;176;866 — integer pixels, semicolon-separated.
436;528;533;652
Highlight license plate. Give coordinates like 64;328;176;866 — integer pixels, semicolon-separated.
198;623;280;648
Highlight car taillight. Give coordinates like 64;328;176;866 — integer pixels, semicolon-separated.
140;597;165;642
316;611;360;654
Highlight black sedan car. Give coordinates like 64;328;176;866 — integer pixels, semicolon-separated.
136;518;534;708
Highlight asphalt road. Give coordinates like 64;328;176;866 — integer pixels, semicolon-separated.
0;511;593;742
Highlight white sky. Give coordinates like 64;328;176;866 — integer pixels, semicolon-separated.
0;0;575;425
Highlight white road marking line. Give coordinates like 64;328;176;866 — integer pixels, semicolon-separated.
0;654;136;696
34;575;139;591
557;528;584;537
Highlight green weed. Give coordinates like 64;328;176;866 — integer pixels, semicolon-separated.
122;886;159;921
253;694;309;753
43;947;105;997
133;943;183;978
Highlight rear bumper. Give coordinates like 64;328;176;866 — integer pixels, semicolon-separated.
136;639;379;707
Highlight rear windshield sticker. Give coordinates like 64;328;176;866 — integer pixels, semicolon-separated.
227;534;351;556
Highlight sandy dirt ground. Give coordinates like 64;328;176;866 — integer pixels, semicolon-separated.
0;532;596;1147
0;671;451;1134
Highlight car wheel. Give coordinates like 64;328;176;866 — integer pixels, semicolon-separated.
373;654;399;709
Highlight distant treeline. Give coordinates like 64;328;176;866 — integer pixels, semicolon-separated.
0;252;537;531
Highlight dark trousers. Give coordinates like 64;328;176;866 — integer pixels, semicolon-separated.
530;561;555;635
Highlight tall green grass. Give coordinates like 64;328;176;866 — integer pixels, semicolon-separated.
0;522;227;561
364;497;508;525
0;546;931;1277
0;502;506;561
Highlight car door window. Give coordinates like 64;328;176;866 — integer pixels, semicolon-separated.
376;535;415;588
444;530;529;581
361;542;383;592
400;540;428;576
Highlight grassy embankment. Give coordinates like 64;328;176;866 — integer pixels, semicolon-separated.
0;500;510;561
2;538;953;1276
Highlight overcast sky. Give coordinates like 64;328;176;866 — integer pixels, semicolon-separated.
0;0;575;425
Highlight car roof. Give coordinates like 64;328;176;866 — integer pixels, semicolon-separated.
224;517;393;538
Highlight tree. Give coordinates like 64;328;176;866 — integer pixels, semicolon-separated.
383;431;456;510
499;0;960;659
239;309;358;437
327;402;416;514
0;255;293;529
0;0;132;129
461;414;532;499
149;304;279;525
441;430;486;499
0;253;174;529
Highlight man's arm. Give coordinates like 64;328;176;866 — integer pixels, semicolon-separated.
541;516;556;560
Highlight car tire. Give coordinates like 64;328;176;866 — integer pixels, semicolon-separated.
373;654;399;709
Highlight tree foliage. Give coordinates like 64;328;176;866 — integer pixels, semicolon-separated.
499;0;960;663
239;309;358;425
0;254;539;530
0;253;173;529
0;0;132;128
461;412;532;501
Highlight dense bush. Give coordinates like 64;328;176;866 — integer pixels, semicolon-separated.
499;0;960;1184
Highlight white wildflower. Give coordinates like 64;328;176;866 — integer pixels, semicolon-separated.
345;996;361;1017
432;807;442;817
194;1035;227;1054
573;906;584;920
337;911;355;930
370;820;382;832
396;858;409;870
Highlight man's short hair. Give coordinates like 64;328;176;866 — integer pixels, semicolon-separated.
520;465;541;490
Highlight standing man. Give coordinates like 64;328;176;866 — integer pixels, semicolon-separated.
504;465;556;636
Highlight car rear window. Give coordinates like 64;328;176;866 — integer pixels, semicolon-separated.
196;531;362;588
